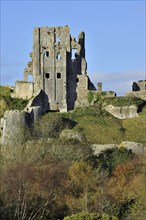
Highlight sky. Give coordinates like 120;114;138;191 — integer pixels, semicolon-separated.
0;0;146;95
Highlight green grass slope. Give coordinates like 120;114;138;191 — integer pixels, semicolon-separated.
0;86;28;118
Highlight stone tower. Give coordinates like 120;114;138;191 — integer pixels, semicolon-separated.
13;25;94;111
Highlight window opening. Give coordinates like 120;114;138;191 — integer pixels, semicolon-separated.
57;73;61;79
56;37;60;42
45;73;50;79
72;49;77;59
44;51;49;57
28;75;33;82
76;78;79;83
56;53;61;60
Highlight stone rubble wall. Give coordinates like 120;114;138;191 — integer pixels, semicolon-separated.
12;81;34;99
125;90;146;101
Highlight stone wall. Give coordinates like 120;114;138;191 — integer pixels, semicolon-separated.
125;90;146;101
104;104;138;119
12;25;93;112
132;80;146;91
12;81;34;99
0;110;32;146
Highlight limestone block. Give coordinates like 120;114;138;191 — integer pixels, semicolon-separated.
105;105;138;119
91;144;117;155
119;141;144;154
59;129;84;142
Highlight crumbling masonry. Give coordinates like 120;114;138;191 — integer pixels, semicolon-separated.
13;25;95;112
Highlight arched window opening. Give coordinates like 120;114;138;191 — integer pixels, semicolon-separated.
45;73;50;79
44;51;49;57
72;49;77;59
56;53;61;60
28;74;33;82
57;73;61;79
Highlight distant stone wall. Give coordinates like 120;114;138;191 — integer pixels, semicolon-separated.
75;75;89;107
12;81;34;99
104;104;138;119
125;91;146;101
132;80;146;91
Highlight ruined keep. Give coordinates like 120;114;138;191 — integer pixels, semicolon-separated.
13;25;94;112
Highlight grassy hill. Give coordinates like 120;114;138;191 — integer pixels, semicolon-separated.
0;85;145;144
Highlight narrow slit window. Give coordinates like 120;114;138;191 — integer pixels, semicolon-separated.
56;53;61;60
45;73;50;79
57;73;61;79
76;78;79;83
44;51;49;57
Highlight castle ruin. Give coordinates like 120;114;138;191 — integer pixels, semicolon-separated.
13;25;95;112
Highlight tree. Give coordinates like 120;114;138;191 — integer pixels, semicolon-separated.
0;161;67;220
65;161;98;214
107;156;145;219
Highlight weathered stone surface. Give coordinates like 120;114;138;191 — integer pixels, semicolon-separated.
13;25;95;111
0;110;33;146
59;129;84;142
119;141;145;154
104;105;138;119
125;91;146;101
91;142;145;155
25;90;49;113
11;81;34;99
132;80;146;91
91;144;117;155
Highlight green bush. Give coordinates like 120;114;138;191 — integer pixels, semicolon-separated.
87;91;94;103
63;212;118;220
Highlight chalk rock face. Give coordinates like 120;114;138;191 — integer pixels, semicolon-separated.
91;144;117;155
59;129;84;142
105;105;138;119
120;141;145;154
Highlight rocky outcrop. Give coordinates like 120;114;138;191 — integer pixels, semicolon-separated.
59;129;84;142
119;141;145;154
91;142;145;155
91;144;117;155
104;105;138;119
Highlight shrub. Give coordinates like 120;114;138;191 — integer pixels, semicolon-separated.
63;212;118;220
87;91;94;103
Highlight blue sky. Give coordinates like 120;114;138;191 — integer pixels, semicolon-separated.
1;0;145;95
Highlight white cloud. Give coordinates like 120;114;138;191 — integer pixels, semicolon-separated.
89;71;146;96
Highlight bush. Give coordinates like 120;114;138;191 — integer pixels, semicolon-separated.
63;212;118;220
87;91;94;103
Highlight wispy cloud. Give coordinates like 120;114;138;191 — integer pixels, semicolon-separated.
89;71;146;96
